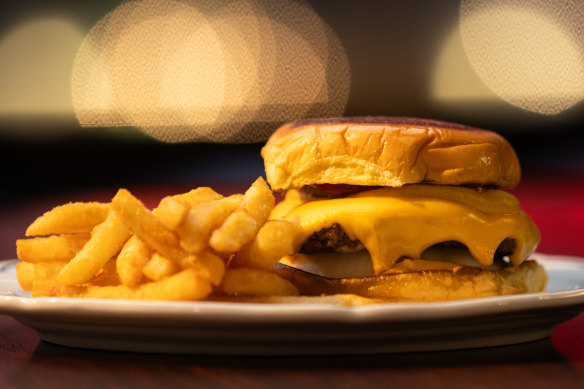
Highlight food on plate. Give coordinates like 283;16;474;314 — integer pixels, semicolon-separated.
260;117;547;301
57;211;131;285
25;202;110;236
116;235;152;286
16;177;297;301
16;233;90;262
231;220;298;270
220;268;299;297
15;117;547;305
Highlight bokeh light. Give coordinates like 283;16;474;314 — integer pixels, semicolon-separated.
0;18;84;117
460;0;584;115
72;0;351;143
431;24;497;102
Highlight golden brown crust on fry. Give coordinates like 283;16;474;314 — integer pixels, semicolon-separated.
220;268;299;297
46;269;212;301
16;176;545;305
16;179;279;302
262;117;521;190
26;202;110;236
17;234;90;263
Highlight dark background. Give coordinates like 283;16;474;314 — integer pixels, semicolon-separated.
1;2;584;378
0;1;582;204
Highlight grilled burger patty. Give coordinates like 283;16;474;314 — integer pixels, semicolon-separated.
299;223;517;258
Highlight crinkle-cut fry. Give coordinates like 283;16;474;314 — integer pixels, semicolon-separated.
17;233;90;263
153;196;189;231
52;269;213;301
210;178;275;254
231;220;297;269
178;195;243;254
116;235;151;287
171;187;223;206
111;189;187;263
143;253;179;281
221;268;299;297
179;251;225;286
26;202;110;236
58;211;131;285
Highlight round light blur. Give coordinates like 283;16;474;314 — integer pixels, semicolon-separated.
0;18;84;117
72;0;350;143
460;0;584;115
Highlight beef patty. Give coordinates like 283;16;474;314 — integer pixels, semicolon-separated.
299;223;517;257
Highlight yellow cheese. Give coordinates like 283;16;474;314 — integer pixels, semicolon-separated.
271;185;540;274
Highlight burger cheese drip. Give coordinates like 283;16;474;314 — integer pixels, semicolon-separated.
271;184;540;274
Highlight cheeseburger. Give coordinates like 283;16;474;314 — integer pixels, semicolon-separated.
261;117;547;302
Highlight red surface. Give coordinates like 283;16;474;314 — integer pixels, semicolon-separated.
510;174;584;258
0;174;582;367
509;173;584;370
552;314;584;373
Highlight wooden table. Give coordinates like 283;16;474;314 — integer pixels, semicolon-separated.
1;175;583;388
1;313;583;388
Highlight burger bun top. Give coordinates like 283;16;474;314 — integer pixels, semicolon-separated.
262;117;521;191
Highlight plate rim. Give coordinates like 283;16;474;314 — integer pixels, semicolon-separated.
1;252;584;324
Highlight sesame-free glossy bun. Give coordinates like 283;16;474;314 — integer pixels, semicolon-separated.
262;117;521;190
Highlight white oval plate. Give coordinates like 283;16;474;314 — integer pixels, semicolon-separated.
1;253;583;355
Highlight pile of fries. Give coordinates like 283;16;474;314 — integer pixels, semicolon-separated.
16;178;300;301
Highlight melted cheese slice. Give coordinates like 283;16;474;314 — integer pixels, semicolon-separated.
271;185;540;274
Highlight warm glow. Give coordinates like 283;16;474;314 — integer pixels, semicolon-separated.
0;18;84;116
460;0;584;115
112;6;226;127
431;25;497;101
72;0;350;143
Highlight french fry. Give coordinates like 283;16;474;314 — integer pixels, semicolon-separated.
111;189;186;263
31;280;59;297
241;177;275;223
221;268;299;297
138;268;212;300
91;257;120;286
34;261;68;281
16;179;301;303
58;211;131;285
231;220;297;269
153;196;189;231
172;187;223;206
209;211;258;255
179;251;225;286
16;233;90;263
20;261;67;296
209;178;275;254
154;187;226;232
177;195;243;254
116;235;151;287
15;262;34;291
52;268;212;301
143;253;179;281
26;202;110;236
